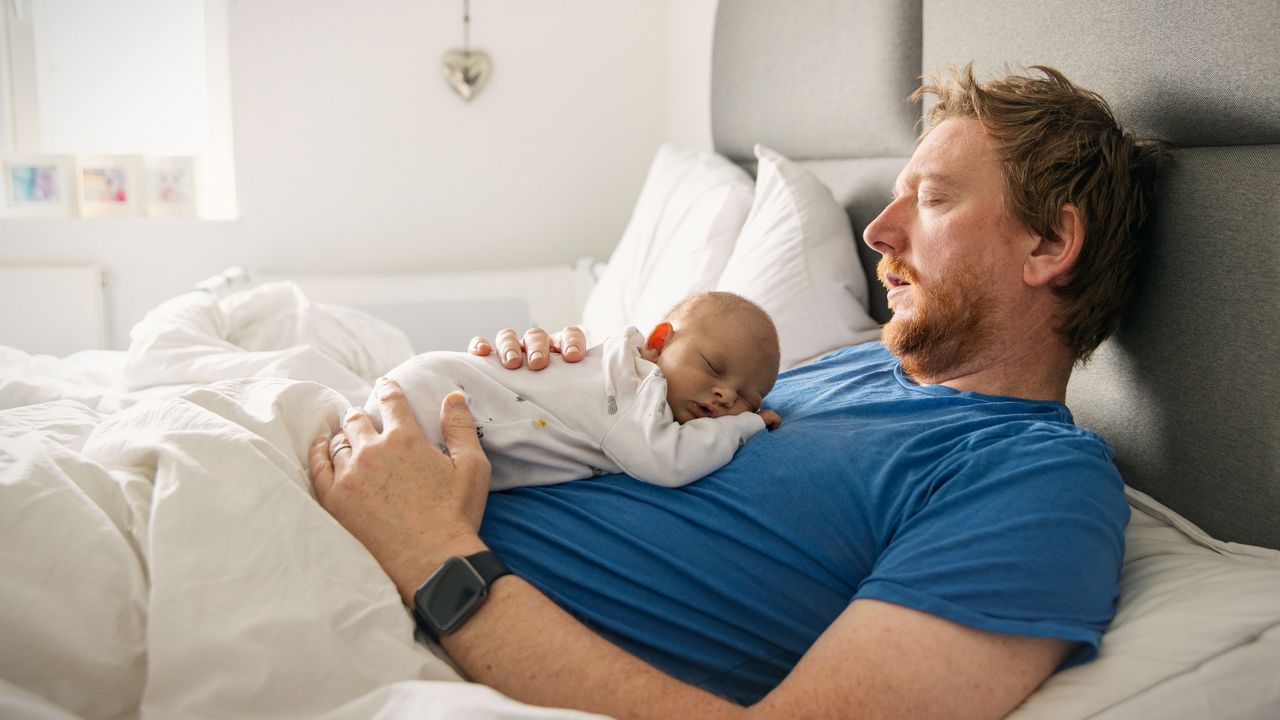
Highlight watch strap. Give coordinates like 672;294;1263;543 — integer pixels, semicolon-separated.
466;550;510;585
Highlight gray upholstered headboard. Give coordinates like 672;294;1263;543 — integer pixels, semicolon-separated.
711;0;1280;549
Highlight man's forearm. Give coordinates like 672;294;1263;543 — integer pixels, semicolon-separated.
423;545;746;719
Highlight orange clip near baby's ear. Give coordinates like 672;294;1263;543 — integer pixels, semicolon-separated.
646;322;673;352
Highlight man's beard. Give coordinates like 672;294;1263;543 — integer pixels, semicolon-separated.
878;255;994;381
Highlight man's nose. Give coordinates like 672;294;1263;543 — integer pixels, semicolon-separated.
863;196;906;255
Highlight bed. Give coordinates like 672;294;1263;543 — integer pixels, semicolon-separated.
2;0;1278;718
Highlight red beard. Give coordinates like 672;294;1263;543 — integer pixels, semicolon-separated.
877;255;994;381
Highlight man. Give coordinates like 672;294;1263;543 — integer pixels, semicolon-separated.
308;66;1162;719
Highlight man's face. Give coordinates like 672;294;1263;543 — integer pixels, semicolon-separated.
862;118;1036;380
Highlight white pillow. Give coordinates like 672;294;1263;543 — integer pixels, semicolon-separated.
716;145;880;369
581;144;753;342
1009;487;1280;719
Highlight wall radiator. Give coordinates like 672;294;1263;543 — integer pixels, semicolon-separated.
0;265;106;356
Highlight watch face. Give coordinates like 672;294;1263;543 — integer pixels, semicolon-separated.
418;556;487;635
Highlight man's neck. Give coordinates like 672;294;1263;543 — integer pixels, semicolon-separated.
927;346;1073;402
908;304;1076;403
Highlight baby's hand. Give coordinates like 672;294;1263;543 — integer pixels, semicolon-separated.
758;409;781;431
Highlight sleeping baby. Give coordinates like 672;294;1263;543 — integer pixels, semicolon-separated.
365;291;781;490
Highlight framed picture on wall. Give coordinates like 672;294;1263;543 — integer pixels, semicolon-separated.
1;155;77;217
77;155;144;218
145;156;198;218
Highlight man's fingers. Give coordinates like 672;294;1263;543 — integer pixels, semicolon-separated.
484;326;583;370
373;378;425;436
523;328;551;370
341;405;378;447
551;326;586;362
487;326;582;370
494;328;524;369
309;435;336;501
328;432;355;469
468;335;493;356
439;392;490;475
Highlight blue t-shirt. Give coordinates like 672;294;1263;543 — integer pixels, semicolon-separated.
479;342;1129;704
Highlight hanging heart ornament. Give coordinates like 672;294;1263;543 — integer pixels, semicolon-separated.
442;49;491;102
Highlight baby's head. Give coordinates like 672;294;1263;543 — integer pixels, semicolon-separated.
641;291;780;424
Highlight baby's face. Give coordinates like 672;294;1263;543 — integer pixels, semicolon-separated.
653;310;779;424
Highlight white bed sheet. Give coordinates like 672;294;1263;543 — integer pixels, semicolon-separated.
0;283;605;719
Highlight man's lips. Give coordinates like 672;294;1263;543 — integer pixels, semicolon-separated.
877;256;917;291
884;272;911;289
882;269;915;309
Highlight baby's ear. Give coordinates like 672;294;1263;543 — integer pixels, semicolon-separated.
645;322;673;354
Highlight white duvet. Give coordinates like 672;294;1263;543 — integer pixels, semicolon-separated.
0;284;604;720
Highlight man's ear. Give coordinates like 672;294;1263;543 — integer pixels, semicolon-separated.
646;322;673;354
1025;203;1084;288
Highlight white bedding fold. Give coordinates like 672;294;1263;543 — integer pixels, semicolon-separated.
0;400;147;720
0;282;603;719
123;282;414;406
133;379;460;717
0;281;415;415
0;378;589;719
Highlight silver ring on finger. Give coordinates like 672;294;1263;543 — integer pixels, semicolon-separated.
330;437;353;461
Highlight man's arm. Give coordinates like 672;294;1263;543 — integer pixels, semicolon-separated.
310;380;1070;719
431;570;1070;720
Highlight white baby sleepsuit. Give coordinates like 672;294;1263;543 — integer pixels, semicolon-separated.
367;328;766;490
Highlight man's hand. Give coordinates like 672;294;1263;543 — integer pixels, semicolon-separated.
309;378;491;601
469;325;587;370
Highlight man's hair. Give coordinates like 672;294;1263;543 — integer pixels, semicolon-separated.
915;64;1166;361
667;291;781;368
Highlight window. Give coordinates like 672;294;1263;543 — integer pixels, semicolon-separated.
1;0;236;217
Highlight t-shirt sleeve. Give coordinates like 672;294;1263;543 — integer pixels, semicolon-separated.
854;424;1129;665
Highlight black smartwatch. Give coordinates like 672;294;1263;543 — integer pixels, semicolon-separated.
412;550;510;641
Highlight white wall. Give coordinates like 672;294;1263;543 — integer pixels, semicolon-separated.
665;0;718;151
33;0;209;155
0;0;717;349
